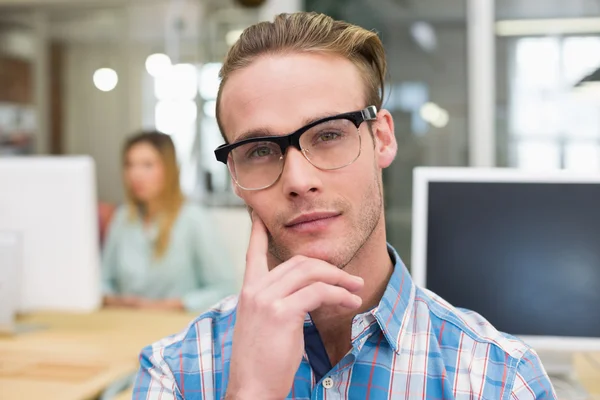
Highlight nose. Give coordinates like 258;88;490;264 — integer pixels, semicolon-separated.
279;147;323;199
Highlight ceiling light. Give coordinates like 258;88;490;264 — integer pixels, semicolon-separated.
420;102;449;128
93;68;118;92
410;21;437;53
145;53;172;78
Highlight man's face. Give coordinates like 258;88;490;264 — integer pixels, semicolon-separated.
219;52;396;267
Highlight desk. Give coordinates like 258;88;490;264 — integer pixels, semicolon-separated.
115;389;133;400
0;309;195;400
574;353;600;398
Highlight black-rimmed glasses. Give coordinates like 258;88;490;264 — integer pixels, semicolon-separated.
214;106;377;191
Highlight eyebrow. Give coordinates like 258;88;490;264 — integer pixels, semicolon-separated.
232;111;344;144
233;129;275;143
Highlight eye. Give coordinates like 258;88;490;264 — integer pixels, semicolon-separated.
247;145;275;159
316;132;342;142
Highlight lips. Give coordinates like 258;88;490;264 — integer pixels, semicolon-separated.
285;211;341;227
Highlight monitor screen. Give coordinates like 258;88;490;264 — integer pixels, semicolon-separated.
413;169;600;339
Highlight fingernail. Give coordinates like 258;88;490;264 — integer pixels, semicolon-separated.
352;276;364;284
352;294;362;306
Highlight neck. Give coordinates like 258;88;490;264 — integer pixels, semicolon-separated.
142;200;162;221
310;218;394;366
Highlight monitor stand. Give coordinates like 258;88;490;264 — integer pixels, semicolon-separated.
538;351;589;399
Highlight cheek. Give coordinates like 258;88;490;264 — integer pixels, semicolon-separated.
242;193;267;216
241;192;279;226
124;170;133;184
335;158;375;194
125;167;145;185
149;167;165;188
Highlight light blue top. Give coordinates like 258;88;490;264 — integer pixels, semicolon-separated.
101;202;236;313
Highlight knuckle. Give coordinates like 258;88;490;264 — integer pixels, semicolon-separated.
322;282;343;297
300;262;321;277
304;263;335;281
311;281;328;292
281;261;299;275
253;292;277;313
271;300;288;321
240;286;257;302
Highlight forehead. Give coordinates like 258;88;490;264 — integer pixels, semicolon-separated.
127;142;160;158
219;52;366;142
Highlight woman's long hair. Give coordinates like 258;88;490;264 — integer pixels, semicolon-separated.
122;131;184;259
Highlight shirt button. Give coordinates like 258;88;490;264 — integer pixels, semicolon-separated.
323;377;334;389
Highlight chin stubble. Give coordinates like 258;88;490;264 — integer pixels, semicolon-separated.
267;172;384;269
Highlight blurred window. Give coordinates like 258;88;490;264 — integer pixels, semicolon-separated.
510;36;600;171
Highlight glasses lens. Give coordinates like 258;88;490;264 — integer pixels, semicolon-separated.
228;141;284;190
227;118;362;190
299;118;361;169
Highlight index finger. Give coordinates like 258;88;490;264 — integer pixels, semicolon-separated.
243;211;269;285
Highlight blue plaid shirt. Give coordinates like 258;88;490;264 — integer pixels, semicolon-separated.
133;245;556;399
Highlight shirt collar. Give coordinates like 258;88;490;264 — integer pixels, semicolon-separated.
304;244;415;355
364;244;415;354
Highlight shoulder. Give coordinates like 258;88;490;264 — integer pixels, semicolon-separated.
412;287;555;396
415;286;532;360
140;295;239;373
136;296;239;399
106;205;129;229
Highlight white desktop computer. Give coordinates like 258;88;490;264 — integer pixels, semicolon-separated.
0;156;101;317
0;231;21;331
411;167;600;396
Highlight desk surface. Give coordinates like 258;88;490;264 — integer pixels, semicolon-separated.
0;309;195;400
574;353;600;398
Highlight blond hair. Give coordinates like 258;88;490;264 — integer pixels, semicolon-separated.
123;131;184;259
215;11;387;141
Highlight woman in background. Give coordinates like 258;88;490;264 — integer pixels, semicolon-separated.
102;131;235;312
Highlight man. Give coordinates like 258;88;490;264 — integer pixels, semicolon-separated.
134;12;556;399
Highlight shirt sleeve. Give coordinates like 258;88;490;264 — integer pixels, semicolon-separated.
132;344;184;400
180;205;238;313
101;207;125;296
510;349;557;399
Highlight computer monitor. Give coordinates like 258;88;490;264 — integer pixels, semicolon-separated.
411;167;600;375
0;156;101;314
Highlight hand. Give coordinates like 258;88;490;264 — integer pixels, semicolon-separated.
225;213;364;399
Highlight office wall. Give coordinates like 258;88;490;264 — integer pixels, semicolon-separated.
381;24;509;263
63;42;145;204
0;29;35;60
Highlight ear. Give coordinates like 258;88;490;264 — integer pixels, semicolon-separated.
372;109;397;169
